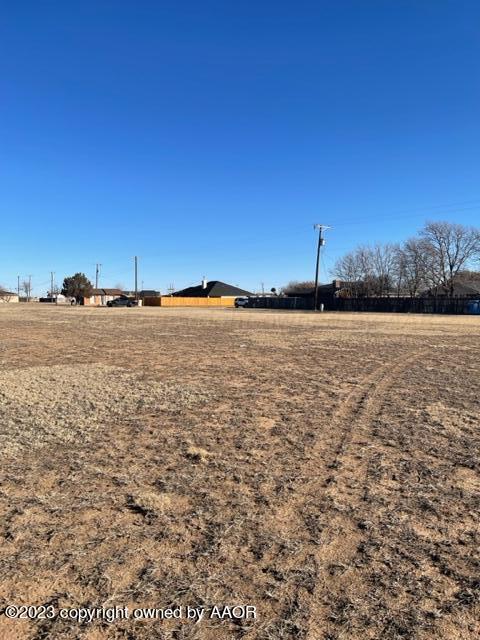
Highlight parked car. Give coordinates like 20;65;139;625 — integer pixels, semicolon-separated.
107;296;134;307
234;296;250;308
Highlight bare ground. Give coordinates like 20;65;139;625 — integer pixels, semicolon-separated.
0;305;478;640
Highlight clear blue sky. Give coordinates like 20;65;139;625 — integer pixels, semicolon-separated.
1;1;479;295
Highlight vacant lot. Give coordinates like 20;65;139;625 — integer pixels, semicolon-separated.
0;305;478;640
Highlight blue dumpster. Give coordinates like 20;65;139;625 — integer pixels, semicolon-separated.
467;300;480;314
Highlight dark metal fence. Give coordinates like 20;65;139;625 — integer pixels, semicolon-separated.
247;296;479;314
248;296;315;310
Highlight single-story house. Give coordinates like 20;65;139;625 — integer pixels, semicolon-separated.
172;280;252;298
148;279;254;307
0;290;19;303
83;288;124;306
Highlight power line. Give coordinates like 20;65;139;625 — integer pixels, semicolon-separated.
332;202;480;228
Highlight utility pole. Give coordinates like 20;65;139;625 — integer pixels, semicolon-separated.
313;224;331;311
17;275;20;298
27;275;32;302
50;272;55;299
261;282;265;295
134;256;138;302
95;263;101;289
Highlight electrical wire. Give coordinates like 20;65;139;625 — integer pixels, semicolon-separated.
331;202;480;227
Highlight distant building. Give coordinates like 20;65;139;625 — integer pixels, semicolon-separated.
122;290;161;299
0;290;19;303
83;288;124;306
421;282;480;298
39;294;69;304
284;280;350;298
172;280;252;298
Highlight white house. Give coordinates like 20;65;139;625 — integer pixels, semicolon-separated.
0;290;19;303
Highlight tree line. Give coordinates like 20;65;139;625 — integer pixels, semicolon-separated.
334;221;480;297
283;221;480;298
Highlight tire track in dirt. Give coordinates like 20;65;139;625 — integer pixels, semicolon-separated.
259;347;428;639
320;346;430;490
302;347;430;639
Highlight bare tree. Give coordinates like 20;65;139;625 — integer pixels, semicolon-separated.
420;221;480;296
0;285;13;303
21;280;31;301
281;280;315;295
334;249;368;296
395;238;430;297
334;244;397;296
371;243;397;296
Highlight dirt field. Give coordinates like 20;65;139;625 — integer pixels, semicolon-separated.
0;305;478;640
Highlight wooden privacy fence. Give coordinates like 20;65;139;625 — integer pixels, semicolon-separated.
248;296;479;314
143;296;236;307
248;296;315;310
143;296;162;306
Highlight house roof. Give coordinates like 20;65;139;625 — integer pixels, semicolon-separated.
90;288;123;296
423;282;480;297
0;290;16;296
285;280;349;297
103;288;123;296
139;290;160;297
172;281;253;297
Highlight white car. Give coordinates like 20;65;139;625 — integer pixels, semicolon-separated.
234;297;249;308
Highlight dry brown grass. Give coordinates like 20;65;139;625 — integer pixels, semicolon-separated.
0;304;478;639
